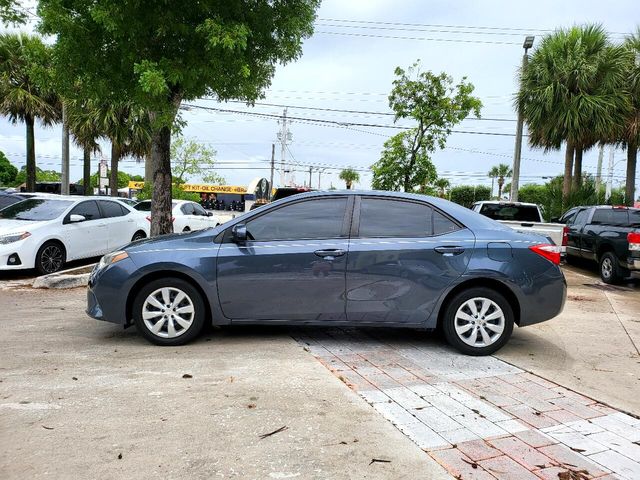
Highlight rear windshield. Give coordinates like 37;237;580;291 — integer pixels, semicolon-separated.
479;204;540;222
0;199;73;221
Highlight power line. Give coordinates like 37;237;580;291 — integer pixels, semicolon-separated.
315;31;521;45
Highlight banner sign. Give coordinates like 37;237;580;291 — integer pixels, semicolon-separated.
127;181;247;194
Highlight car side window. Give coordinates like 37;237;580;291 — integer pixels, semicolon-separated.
181;203;195;215
610;210;629;226
359;198;433;238
245;197;348;241
68;201;101;221
192;204;208;216
99;200;127;218
573;209;590;227
433;210;461;235
134;201;151;212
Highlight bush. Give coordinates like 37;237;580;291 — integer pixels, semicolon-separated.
449;185;491;208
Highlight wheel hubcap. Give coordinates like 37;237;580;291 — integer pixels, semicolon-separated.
142;287;195;338
454;297;505;348
41;246;63;273
602;258;612;278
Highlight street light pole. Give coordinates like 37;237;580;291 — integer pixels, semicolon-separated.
510;35;535;202
61;102;70;195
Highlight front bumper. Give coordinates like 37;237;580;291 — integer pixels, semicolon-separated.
0;240;36;270
86;257;138;325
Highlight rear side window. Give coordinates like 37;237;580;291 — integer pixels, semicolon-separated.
245;197;347;241
134;201;151;212
479;204;540;222
592;209;630;226
359;198;433;238
99;201;127;218
630;210;640;226
69;201;101;221
433;211;460;235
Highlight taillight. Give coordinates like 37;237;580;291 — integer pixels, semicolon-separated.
628;232;640;251
529;244;561;265
562;226;569;247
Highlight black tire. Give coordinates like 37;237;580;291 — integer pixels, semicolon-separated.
442;287;514;356
131;231;146;242
599;251;625;284
35;241;66;275
132;278;206;346
182;227;191;232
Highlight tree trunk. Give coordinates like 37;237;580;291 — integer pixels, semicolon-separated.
562;142;575;204
150;124;173;236
498;179;504;198
346;181;351;190
573;147;583;190
626;141;637;207
109;142;120;197
83;146;92;196
144;150;153;184
25;116;36;192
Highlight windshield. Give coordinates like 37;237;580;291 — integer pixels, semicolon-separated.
0;199;73;221
479;204;541;222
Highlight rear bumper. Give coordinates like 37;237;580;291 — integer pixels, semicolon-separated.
627;258;640;271
517;266;567;327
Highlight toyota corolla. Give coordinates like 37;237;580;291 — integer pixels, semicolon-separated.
87;191;566;355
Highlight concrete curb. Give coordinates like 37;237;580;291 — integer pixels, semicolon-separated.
32;273;90;289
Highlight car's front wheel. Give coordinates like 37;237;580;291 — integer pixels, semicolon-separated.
442;287;514;356
132;278;206;346
35;241;66;275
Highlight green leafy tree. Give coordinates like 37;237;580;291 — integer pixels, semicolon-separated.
0;0;26;25
0;151;18;185
66;99;103;195
488;164;512;199
371;63;482;192
39;1;320;236
619;28;640;206
171;136;224;185
434;178;450;198
449;185;491;208
517;25;629;202
0;33;61;192
13;165;61;186
338;168;360;190
81;170;142;190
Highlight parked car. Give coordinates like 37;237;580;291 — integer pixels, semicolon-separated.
564;205;640;283
134;200;219;232
472;201;567;248
87;191;566;355
0;191;28;210
0;196;149;274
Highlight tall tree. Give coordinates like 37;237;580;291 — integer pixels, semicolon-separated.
371;63;481;192
171;136;223;185
0;33;60;192
488;164;512;199
338;168;360;190
39;1;320;235
66;100;102;194
0;0;26;25
0;150;17;185
620;28;640;205
517;25;629;203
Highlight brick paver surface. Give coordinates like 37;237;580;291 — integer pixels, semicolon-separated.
293;328;640;479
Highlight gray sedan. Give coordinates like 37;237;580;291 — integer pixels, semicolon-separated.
87;191;566;355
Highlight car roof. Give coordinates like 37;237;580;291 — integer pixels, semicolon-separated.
473;200;539;207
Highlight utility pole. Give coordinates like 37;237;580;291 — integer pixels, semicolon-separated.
269;143;275;199
605;146;614;203
60;102;70;195
317;168;326;189
277;108;291;187
308;166;313;188
595;144;604;203
511;35;535;202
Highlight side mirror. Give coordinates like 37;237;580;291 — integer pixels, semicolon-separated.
232;223;247;243
207;211;213;217
69;214;86;223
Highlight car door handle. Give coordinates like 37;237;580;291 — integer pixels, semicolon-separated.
314;249;346;259
434;246;465;256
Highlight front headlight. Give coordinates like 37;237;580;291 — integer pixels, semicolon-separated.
0;232;31;245
98;250;129;270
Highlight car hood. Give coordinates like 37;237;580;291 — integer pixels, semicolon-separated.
0;219;48;235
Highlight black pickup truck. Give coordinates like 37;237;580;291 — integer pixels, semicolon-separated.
565;205;640;283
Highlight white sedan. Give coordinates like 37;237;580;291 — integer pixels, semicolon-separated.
0;196;149;274
134;200;220;232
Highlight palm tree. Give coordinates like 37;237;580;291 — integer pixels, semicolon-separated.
434;178;450;198
620;28;640;206
488;164;512;199
91;102;151;196
516;25;629;203
0;33;61;192
339;168;360;190
66;100;102;194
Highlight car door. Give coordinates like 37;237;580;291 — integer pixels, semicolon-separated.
62;200;108;259
566;208;590;258
216;196;351;322
97;200;134;250
192;203;214;229
346;196;473;325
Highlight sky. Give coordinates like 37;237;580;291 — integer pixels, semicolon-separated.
1;0;638;195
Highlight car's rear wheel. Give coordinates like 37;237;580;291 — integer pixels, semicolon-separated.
131;231;146;242
599;251;626;284
442;287;514;356
132;278;205;346
35;241;66;275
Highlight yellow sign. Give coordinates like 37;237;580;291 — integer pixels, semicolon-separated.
127;181;247;194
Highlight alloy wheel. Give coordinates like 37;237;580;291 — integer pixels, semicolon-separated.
142;287;195;339
40;245;64;274
601;257;613;279
454;297;505;348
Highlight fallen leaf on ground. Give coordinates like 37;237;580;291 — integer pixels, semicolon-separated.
182;374;192;379
118;453;122;460
259;425;288;439
42;425;54;430
72;377;78;381
368;458;391;466
569;447;586;453
461;458;478;469
247;404;256;409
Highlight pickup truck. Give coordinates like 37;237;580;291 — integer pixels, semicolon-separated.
471;201;567;248
565;205;640;283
